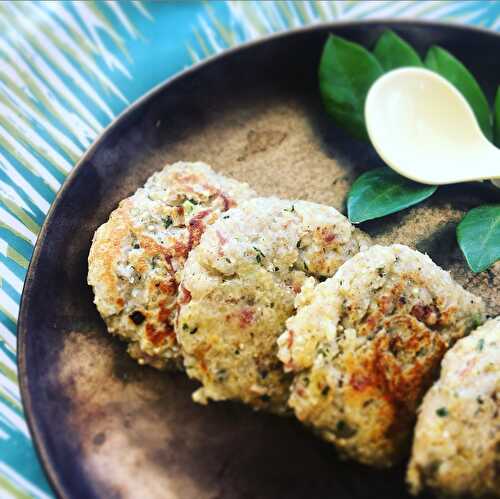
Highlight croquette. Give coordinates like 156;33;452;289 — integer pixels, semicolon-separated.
407;317;500;497
277;244;485;466
88;161;255;369
177;197;371;414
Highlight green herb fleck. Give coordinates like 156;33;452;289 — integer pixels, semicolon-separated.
296;240;301;249
303;261;309;272
470;312;484;329
162;216;173;229
317;347;329;357
284;205;295;213
189;327;198;335
477;338;485;352
187;198;199;205
321;385;330;397
436;407;448;417
253;246;265;264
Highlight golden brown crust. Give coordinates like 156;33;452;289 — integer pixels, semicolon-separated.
88;199;133;317
178;197;371;414
279;245;485;467
88;162;255;370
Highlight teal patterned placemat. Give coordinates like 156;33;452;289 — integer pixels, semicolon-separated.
1;1;500;497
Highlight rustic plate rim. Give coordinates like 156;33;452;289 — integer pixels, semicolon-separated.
17;19;500;498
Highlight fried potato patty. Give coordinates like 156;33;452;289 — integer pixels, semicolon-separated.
407;317;500;497
88;162;255;369
177;197;371;414
278;244;485;466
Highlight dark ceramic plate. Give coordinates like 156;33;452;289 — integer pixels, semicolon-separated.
18;21;499;499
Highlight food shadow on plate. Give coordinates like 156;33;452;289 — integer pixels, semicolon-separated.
55;324;430;499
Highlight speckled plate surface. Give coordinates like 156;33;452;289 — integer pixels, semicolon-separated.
18;21;499;499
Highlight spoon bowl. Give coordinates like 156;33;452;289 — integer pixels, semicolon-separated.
365;67;500;185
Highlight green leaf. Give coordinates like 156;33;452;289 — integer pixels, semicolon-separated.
373;30;423;71
494;86;500;146
319;34;384;140
425;46;492;141
457;205;500;272
347;167;437;224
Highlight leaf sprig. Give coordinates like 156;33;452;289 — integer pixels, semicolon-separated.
457;205;500;272
347;167;437;224
319;30;500;272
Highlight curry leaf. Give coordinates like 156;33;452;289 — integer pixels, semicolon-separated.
457;205;500;272
347;167;437;224
494;86;500;146
425;46;492;141
319;34;383;140
373;30;423;71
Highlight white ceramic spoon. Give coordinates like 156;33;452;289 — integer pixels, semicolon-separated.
364;67;500;187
